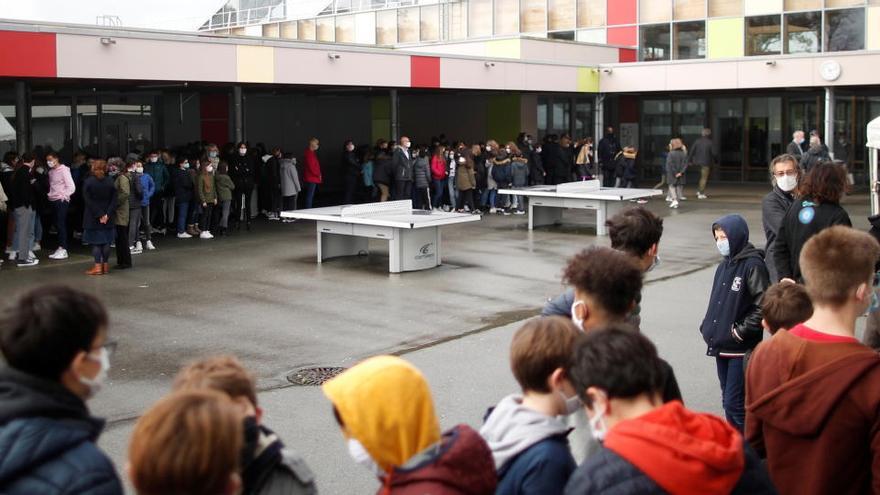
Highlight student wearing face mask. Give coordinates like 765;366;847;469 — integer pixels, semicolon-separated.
172;356;317;495
480;317;579;495
761;154;800;282
125;159;146;255
323;355;497;494
143;150;169;237
563;326;774;495
46;152;75;260
81;160;116;275
173;157;195;239
392;136;415;201
8;153;40;266
135;161;156;251
342;140;361;205
196;161;217;239
230;142;256;231
702;214;769;432
303;138;322;209
0;285;124;495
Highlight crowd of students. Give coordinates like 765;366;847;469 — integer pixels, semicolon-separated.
2;150;879;494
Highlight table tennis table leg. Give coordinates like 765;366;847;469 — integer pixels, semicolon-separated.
595;200;623;236
529;204;563;230
318;231;369;262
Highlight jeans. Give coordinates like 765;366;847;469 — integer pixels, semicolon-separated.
13;206;35;261
149;196;164;231
487;189;498;209
140;204;151;241
431;179;446;208
447;176;458;207
34;213;42;242
698;165;711;193
128;208;141;247
176;201;190;234
716;357;745;431
219;200;232;228
51;200;70;250
668;184;683;201
305;182;318;209
457;189;475;211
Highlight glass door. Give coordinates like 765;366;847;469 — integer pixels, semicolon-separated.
710;97;744;181
746;97;782;181
101;98;153;157
640;99;673;181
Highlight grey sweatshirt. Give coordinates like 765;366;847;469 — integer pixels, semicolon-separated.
479;394;571;471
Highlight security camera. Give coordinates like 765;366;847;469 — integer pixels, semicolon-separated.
328;53;341;60
601;68;613;74
100;37;116;45
765;60;776;66
484;61;495;68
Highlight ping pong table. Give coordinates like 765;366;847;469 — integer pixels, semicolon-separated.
498;180;662;235
280;200;481;273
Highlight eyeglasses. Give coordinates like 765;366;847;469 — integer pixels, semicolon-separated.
772;170;798;178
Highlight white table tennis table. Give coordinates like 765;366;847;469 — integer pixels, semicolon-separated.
280;200;481;273
498;180;662;235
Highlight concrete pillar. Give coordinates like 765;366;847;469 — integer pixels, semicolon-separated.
233;85;243;144
14;81;28;152
390;88;399;142
824;86;835;158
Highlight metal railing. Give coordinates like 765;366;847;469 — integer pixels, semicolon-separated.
200;3;287;31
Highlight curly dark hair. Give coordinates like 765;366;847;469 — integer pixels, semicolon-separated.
562;246;643;317
798;161;848;204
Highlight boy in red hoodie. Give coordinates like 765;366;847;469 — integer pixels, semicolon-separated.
564;325;774;495
746;226;880;495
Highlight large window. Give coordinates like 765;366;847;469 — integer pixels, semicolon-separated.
784;0;820;9
32;104;71;157
376;10;397;45
397;7;419;43
537;97;572;138
0;104;16;157
494;0;519;35
521;0;547;33
575;100;593;139
709;0;741;17
316;16;335;42
297;19;316;40
746;97;783;181
444;1;468;40
710;98;744;181
577;0;605;28
640;24;671;61
674;21;706;59
336;14;355;43
826;8;865;52
784;12;820;53
76;98;98;157
549;0;576;31
640;0;671;23
420;5;439;41
675;0;705;20
746;15;781;56
468;0;492;37
641;99;673;173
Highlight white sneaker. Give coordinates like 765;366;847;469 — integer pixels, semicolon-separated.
4;246;14;254
697;192;708;199
670;200;679;209
129;246;143;255
489;208;497;214
49;248;68;260
28;251;35;259
145;240;156;250
135;241;143;251
199;231;214;239
665;196;672;202
32;242;41;252
177;232;192;239
282;218;297;223
680;196;687;201
514;210;525;215
7;251;16;261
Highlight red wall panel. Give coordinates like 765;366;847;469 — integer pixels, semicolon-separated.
0;31;56;77
607;0;637;25
618;48;637;63
608;27;637;47
619;95;639;122
200;93;229;145
410;56;440;88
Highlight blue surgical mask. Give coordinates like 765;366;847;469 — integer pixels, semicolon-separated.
869;291;880;314
716;239;730;257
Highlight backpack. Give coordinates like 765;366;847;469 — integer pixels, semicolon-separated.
491;163;512;184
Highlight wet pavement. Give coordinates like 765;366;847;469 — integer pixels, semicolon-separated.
0;185;871;494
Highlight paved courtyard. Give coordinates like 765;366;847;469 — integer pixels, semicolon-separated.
0;185;871;494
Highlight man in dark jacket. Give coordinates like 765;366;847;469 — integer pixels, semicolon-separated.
0;285;123;495
542;135;568;186
786;130;806;159
597;127;621;187
761;154;799;282
701;214;769;431
564;326;775;495
392;136;414;201
173;356;317;495
230;142;256;231
746;226;880;495
689;128;717;199
341;140;361;205
8;153;38;266
799;135;830;172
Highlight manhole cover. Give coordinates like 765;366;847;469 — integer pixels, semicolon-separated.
287;367;347;386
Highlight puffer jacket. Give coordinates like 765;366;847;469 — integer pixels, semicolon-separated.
0;367;123;495
413;156;431;189
665;149;688;185
373;155;394;186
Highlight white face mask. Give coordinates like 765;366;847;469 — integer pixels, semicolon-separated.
347;144;354;152
570;300;585;332
404;142;411;149
458;157;465;164
47;161;57;168
239;148;247;156
149;156;158;163
206;166;214;173
486;146;493;152
776;174;797;192
36;167;45;174
135;167;144;174
559;391;583;416
588;396;608;442
78;347;110;399
505;147;511;153
347;438;383;476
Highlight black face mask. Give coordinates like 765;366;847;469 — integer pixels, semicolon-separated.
240;415;260;468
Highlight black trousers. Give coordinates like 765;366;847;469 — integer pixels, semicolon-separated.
200;204;215;232
457;189;475;210
149;195;164;230
115;225;132;268
394;181;412;202
231;186;253;227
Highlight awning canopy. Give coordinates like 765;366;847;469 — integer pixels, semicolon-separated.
868;116;880;149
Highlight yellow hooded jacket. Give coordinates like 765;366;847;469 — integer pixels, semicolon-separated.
322;356;441;474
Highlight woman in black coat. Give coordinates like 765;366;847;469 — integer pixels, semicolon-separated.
773;161;852;283
81;160;117;275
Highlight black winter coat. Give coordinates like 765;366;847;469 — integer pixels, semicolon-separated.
761;186;794;282
341;150;361;178
392;148;414;182
7;166;34;210
799;146;829;171
230;153;257;189
242;421;316;495
0;367;123;495
82;176;117;230
173;167;195;202
772;197;851;282
529;151;546;185
597;135;621;168
701;215;769;357
688;136;716;167
564;442;775;495
372;156;394;186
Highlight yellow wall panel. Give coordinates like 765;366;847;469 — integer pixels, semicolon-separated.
577;67;599;92
707;17;744;59
744;0;781;16
486;39;521;59
236;45;274;83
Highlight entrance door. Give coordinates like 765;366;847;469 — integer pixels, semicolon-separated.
101;101;153;157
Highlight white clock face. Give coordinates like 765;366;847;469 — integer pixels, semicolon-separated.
821;61;841;81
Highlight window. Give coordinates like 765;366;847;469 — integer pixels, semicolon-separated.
746;15;781;55
76;98;97;156
0;105;16;157
641;99;673;171
494;0;519;35
549;31;576;40
336;15;355;42
420;5;439;41
826;8;865;52
549;0;577;31
784;11;820;53
444;1;468;40
675;0;705;20
521;0;547;33
640;24;671;61
784;0;820;10
577;0;605;28
376;9;397;44
355;12;377;44
640;0;671;23
709;0;742;17
297;19;316;40
398;7;419;43
674;21;706;59
468;0;492;37
31;104;71;157
826;0;866;6
316;17;334;42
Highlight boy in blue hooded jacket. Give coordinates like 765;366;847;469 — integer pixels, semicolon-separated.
701;214;769;432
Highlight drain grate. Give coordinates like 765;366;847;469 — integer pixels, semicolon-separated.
287;367;347;386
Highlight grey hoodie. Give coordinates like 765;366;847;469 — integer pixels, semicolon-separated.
479;394;571;471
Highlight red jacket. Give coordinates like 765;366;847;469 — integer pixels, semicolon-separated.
430;156;447;180
303;148;321;184
380;424;496;495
